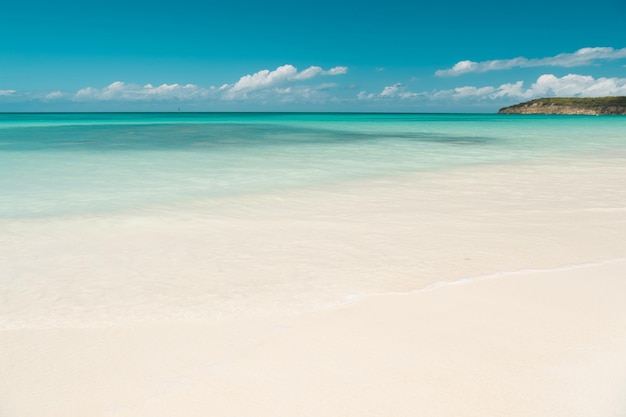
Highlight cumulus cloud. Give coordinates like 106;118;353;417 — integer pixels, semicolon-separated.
73;81;214;101
357;91;376;100
357;83;424;101
222;64;348;99
452;86;496;98
326;66;348;75
4;63;348;107
227;65;297;95
529;73;626;97
294;66;324;80
71;64;347;103
240;81;339;104
44;91;66;100
437;74;626;100
436;47;626;77
380;83;402;97
379;83;420;99
357;73;626;104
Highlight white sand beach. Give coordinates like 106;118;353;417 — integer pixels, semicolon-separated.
2;158;626;416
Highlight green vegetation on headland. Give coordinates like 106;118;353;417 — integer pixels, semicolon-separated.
498;96;626;115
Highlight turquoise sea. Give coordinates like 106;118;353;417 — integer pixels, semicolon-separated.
1;112;626;219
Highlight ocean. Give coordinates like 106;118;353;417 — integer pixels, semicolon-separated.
2;112;625;219
2;113;626;327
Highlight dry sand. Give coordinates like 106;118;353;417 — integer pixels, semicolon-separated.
2;260;626;417
2;159;626;416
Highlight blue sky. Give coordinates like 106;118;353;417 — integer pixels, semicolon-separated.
1;0;625;112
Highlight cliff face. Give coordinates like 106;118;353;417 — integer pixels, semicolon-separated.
498;97;626;115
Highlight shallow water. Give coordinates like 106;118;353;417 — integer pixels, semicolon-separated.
2;113;625;218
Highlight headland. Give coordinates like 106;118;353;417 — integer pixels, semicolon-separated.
498;96;626;115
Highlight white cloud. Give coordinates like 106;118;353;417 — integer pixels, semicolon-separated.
379;83;420;99
436;47;626;77
44;91;66;100
380;83;402;97
357;83;423;101
229;82;340;104
357;73;626;105
6;63;348;106
528;73;626;97
452;86;496;98
228;64;298;94
357;91;375;100
73;82;214;101
436;74;626;100
326;66;348;75
294;66;324;80
222;64;348;99
490;81;532;99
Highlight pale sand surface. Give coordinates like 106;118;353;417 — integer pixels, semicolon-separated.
2;261;626;417
2;159;626;416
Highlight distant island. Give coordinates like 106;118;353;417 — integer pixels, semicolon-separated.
498;96;626;115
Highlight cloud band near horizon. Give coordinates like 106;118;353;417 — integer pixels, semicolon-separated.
25;64;349;103
3;61;626;108
8;73;626;106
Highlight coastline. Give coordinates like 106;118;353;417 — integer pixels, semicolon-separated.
498;96;626;115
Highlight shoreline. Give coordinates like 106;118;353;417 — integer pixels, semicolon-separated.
2;154;626;415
